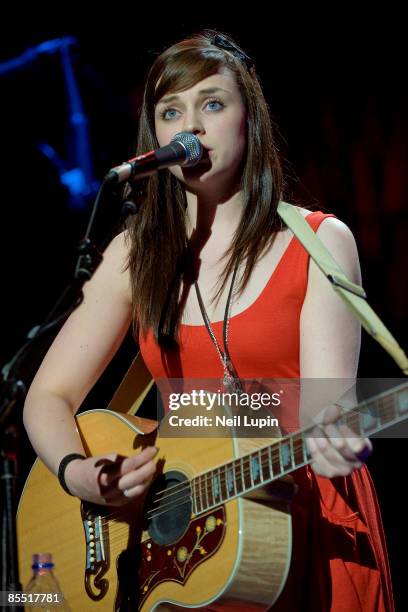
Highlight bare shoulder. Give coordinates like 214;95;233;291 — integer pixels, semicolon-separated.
104;230;131;267
311;215;361;285
298;206;355;239
300;213;362;378
290;207;359;262
85;230;132;305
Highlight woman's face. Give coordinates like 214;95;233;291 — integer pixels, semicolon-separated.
154;67;246;193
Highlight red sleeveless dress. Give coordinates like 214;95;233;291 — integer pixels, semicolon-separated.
138;211;394;611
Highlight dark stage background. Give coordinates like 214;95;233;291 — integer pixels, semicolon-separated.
1;11;407;610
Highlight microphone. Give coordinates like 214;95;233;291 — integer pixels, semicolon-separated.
104;132;203;184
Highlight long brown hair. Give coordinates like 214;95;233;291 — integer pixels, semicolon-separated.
125;29;283;345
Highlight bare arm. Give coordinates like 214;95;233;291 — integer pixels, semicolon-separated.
299;217;372;477
23;232;156;504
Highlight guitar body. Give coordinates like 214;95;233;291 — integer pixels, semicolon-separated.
17;409;293;611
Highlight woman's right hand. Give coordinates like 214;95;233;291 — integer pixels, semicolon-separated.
64;446;158;506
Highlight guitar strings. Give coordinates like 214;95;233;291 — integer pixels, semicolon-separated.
87;402;398;546
146;406;374;508
106;431;393;546
99;402;391;529
99;439;285;525
98;410;366;530
97;436;306;532
106;450;315;549
112;400;394;526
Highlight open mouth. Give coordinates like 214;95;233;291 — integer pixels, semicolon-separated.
184;148;212;172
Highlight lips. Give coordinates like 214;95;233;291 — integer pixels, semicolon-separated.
183;152;212;174
190;147;211;166
200;147;212;161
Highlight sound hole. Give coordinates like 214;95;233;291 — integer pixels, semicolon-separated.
146;470;191;546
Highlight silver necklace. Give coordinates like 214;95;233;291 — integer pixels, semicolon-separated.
194;262;243;395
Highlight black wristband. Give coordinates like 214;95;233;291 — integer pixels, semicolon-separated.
57;453;86;495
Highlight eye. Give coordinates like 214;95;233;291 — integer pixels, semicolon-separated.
205;98;224;111
158;98;225;121
160;108;180;121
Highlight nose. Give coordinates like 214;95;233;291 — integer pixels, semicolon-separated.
181;108;205;136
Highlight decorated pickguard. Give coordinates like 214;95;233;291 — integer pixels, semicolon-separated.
139;507;226;605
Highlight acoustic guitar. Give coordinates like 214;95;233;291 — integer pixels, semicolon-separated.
17;382;407;610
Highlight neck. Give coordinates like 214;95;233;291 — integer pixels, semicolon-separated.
186;186;243;256
185;182;244;242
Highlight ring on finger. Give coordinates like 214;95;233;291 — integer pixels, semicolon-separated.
123;488;131;498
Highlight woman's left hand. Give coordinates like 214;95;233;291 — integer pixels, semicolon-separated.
306;404;373;478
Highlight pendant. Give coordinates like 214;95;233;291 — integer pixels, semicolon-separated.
223;363;243;395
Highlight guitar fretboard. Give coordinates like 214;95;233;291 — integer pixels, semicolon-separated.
192;382;408;515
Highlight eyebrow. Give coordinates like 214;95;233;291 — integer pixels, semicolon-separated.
156;87;231;106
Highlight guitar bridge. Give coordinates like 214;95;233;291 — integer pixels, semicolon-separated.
81;503;110;600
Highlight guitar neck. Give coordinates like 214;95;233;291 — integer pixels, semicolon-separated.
192;382;408;515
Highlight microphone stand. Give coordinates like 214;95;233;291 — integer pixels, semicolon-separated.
0;178;141;607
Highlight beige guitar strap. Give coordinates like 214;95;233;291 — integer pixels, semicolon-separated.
109;201;408;416
277;201;408;376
